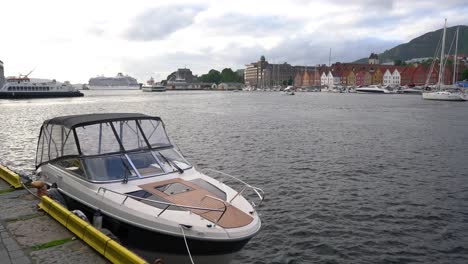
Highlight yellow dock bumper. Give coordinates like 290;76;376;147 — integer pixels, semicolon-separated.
39;196;148;264
0;164;22;189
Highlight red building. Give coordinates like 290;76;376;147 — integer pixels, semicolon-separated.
355;71;366;86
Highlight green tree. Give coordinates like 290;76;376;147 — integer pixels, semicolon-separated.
461;69;468;81
287;77;293;86
220;68;242;83
394;59;407;66
199;69;221;84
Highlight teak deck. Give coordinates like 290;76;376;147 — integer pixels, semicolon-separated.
139;178;253;228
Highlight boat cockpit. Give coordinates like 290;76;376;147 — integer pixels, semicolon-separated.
35;113;192;183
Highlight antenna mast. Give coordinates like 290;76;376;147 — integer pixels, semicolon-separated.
438;19;447;89
452;27;459;84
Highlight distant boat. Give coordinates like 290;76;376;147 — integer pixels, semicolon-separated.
283;86;295;95
422;20;466;101
142;85;166;92
356;85;392;94
141;77;166;92
88;73;140;90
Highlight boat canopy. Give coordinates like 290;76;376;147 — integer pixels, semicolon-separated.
35;113;172;168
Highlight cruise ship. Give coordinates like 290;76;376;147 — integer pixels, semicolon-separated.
0;60;83;98
88;73;140;90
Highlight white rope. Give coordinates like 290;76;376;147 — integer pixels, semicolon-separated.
180;225;195;264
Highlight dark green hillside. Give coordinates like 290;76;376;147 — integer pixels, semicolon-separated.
354;25;468;64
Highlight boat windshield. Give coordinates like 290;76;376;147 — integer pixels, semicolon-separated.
36;117;192;182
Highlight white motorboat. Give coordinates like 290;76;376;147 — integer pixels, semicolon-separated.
422;20;466;101
422;90;466;101
356;85;392;94
34;113;264;263
283;86;295;95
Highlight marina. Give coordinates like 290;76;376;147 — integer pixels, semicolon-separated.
1;90;468;263
1;1;468;263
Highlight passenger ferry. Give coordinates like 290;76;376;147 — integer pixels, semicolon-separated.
0;61;83;98
0;77;83;98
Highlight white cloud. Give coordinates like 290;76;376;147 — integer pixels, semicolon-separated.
0;0;466;83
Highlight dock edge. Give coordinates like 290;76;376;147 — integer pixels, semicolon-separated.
38;195;148;264
0;164;22;189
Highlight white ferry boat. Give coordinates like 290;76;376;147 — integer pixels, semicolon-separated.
88;73;140;90
0;61;83;98
142;77;166;92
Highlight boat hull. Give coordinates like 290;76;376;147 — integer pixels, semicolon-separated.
64;193;252;264
356;88;388;94
422;92;466;101
88;85;141;90
0;91;84;98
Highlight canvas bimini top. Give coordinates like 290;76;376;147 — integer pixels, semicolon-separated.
44;113;161;129
35;113;173;169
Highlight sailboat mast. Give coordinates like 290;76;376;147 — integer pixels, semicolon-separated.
329;48;331;67
438;19;447;88
452;27;459;84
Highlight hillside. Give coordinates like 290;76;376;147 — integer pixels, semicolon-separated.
354;25;468;64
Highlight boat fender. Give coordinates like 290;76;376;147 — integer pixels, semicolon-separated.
31;181;48;197
93;210;103;229
72;210;90;223
47;188;68;209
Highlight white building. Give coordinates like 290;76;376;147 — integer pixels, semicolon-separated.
217;82;244;90
321;72;327;86
391;69;401;86
383;69;401;87
383;69;392;86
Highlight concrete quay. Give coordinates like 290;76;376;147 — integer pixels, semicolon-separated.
0;180;109;264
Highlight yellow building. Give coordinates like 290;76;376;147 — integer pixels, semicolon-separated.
371;68;383;85
347;71;356;86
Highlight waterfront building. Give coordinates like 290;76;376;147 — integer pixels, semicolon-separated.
244;56;269;87
218;82;244;90
327;71;334;86
364;72;372;86
0;60;4;89
166;68;195;83
369;53;379;64
245;56;308;88
320;72;328;86
347;71;356;86
294;71;303;87
400;66;417;86
383;69;393;86
355;71;366;86
391;69;401;86
371;68;383;85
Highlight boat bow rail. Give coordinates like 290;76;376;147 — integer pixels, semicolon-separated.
201;168;265;211
96;187;228;227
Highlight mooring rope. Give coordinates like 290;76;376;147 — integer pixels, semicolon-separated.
179;225;195;264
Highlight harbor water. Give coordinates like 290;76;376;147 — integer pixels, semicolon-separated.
1;90;468;264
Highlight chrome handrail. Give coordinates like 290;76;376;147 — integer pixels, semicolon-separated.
96;187;228;225
200;195;228;227
201;168;265;210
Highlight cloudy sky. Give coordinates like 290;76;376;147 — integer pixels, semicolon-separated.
0;0;467;83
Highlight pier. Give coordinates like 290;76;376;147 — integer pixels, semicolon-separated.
0;166;149;264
